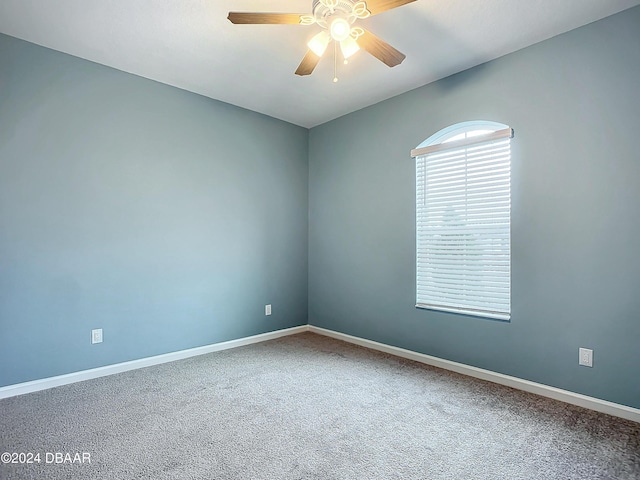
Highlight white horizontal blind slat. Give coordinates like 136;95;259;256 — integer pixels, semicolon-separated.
416;132;511;319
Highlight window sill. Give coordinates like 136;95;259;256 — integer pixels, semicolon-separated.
416;304;510;321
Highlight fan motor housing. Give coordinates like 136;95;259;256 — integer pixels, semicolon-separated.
312;0;359;28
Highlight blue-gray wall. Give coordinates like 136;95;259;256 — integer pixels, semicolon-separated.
2;7;639;409
309;7;640;409
0;33;308;387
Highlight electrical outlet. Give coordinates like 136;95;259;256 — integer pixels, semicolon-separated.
91;328;103;344
579;347;593;367
265;304;272;316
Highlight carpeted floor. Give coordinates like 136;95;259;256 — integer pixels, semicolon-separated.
1;332;639;479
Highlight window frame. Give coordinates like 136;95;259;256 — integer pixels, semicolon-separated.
412;121;513;321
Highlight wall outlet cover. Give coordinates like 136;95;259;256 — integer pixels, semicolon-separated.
92;328;103;344
265;304;272;316
579;347;593;367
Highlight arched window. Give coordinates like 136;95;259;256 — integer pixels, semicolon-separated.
411;121;513;320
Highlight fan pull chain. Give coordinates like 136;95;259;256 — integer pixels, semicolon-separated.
333;41;338;83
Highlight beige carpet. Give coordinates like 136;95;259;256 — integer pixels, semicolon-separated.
1;332;639;479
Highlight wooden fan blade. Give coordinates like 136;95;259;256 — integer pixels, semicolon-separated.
295;50;321;76
357;30;406;67
364;0;417;16
228;12;305;24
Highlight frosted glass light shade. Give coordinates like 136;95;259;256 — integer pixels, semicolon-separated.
329;18;350;41
307;31;331;57
340;36;360;59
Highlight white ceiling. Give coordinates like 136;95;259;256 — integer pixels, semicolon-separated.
1;0;638;128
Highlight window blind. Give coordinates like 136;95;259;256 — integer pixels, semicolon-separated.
415;130;512;320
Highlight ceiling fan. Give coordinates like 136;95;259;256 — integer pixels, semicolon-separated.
228;0;416;80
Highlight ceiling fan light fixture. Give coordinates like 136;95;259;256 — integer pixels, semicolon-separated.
340;36;360;59
307;31;331;57
329;17;351;42
229;0;413;79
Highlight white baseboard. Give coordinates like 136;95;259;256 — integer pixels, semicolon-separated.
3;323;638;424
0;325;309;399
308;325;640;423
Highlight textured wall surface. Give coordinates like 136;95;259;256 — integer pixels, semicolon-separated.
0;34;309;387
309;7;640;408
